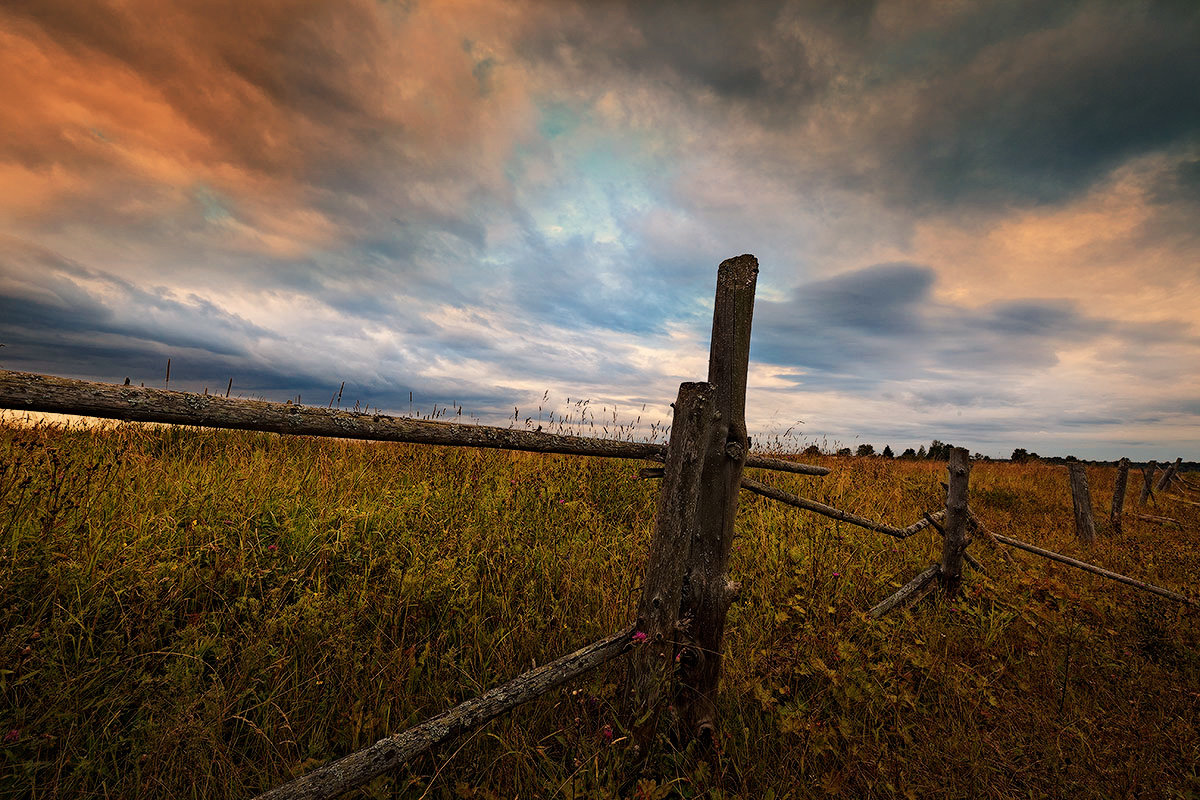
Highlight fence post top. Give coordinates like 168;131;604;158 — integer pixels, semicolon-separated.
717;254;758;286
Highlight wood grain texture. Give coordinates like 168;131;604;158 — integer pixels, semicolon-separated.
0;370;826;475
939;448;972;595
628;382;713;747
677;254;757;742
1110;458;1130;535
1068;463;1097;544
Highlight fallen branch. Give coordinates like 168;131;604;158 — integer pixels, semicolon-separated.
989;533;1196;608
869;564;941;619
255;628;634;800
740;477;943;539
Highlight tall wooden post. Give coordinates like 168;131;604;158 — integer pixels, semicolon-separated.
628;382;713;747
1139;460;1158;505
676;254;757;743
939;447;972;595
1110;458;1130;535
1068;463;1096;543
1156;457;1182;491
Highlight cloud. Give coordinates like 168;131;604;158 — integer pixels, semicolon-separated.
750;260;1192;395
1;1;1198;458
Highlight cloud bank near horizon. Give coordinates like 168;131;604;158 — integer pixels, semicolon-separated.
1;0;1198;459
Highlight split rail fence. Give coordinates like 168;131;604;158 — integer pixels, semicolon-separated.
0;254;1195;800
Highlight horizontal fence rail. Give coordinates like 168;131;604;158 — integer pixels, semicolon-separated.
0;370;828;477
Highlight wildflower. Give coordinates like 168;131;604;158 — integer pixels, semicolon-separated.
601;724;613;741
631;631;648;644
3;729;18;744
832;572;841;577
267;544;277;552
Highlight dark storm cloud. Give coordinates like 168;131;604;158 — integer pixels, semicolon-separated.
0;235;654;420
0;239;273;357
518;0;875;123
852;3;1200;210
752;261;1124;390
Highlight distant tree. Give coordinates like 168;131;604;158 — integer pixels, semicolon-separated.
900;447;917;459
973;452;987;461
856;443;875;457
837;447;852;457
882;445;894;458
926;440;953;460
802;444;822;457
916;445;927;459
1011;448;1030;463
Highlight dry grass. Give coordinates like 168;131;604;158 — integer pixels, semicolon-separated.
1;421;1197;798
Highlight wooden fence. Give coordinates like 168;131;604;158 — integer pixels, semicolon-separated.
0;253;1195;800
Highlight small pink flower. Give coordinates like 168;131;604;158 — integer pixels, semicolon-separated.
267;544;277;552
601;724;613;741
631;631;648;644
832;572;841;577
3;729;19;744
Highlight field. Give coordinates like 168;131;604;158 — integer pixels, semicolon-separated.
1;421;1198;799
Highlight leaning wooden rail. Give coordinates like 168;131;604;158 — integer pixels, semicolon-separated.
0;370;829;477
255;627;635;800
739;477;945;538
988;530;1197;607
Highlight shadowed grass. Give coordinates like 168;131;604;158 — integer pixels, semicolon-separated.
1;422;1197;798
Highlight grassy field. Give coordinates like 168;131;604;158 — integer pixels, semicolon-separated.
1;420;1197;799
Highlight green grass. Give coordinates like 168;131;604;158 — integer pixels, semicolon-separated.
1;422;1197;798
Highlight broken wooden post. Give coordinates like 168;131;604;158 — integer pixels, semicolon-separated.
1139;460;1158;505
628;381;713;748
675;254;757;744
1156;457;1182;491
1110;458;1130;535
939;447;972;595
1068;463;1097;544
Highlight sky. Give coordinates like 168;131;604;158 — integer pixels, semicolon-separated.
1;0;1198;460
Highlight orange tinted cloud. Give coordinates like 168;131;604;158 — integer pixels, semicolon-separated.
0;0;536;254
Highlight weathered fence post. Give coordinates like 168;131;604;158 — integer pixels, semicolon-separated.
1139;460;1158;505
675;254;757;744
1110;458;1130;535
1068;463;1097;543
939;447;972;595
628;381;713;747
1156;457;1182;491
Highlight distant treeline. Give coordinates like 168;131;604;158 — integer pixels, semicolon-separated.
810;441;1195;470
